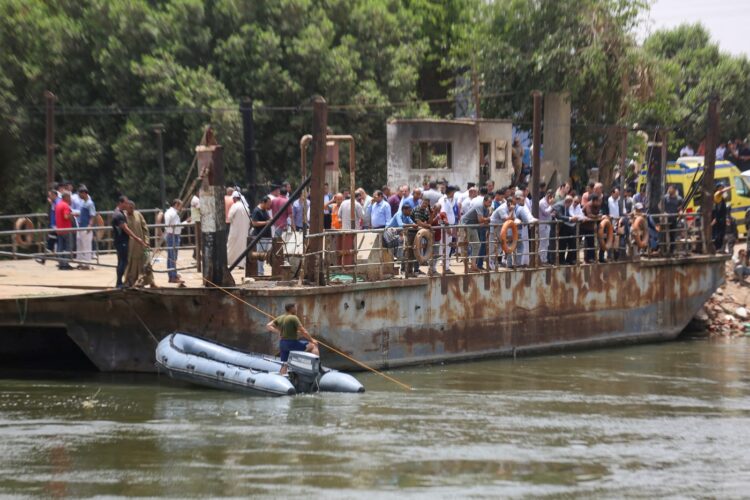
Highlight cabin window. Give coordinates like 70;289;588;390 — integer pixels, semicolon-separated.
735;176;750;197
410;141;452;170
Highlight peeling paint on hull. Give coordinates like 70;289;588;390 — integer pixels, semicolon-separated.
0;256;725;372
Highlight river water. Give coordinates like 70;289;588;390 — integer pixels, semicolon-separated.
1;338;749;498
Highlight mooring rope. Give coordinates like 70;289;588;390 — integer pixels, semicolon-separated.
203;277;412;391
127;302;161;346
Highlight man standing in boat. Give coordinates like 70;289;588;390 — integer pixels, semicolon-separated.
267;303;319;375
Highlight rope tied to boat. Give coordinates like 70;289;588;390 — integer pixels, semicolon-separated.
126;301;161;346
203;277;412;391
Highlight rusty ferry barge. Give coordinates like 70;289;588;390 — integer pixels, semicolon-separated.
0;97;727;373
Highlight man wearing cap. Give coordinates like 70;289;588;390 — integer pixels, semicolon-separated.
387;200;415;275
227;190;251;268
75;186;96;269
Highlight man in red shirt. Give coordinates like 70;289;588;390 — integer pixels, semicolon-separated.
54;191;74;269
269;188;292;237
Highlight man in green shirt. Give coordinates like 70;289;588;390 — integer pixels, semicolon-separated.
266;303;319;374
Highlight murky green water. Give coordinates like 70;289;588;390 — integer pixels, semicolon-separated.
1;339;749;498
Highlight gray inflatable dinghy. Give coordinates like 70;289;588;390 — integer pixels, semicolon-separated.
156;332;364;397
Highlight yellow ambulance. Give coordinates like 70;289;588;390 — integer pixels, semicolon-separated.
637;156;750;236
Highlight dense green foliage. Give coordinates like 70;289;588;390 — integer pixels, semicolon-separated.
0;0;748;214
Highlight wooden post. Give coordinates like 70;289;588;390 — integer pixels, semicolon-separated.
619;127;627;215
194;221;201;272
531;91;542;267
241;98;257;208
304;96;328;285
702;97;720;253
648;130;666;214
44;91;56;188
197;128;234;286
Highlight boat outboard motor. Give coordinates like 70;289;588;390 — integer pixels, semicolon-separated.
286;351;322;393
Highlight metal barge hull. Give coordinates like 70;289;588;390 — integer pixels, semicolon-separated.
0;255;724;372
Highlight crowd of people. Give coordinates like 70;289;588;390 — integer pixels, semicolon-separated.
39;165;748;286
213;172;749;279
229;178;688;276
41;181;186;288
682;138;750;171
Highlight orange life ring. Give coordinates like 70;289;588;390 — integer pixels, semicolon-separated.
632;216;649;249
598;217;615;250
413;228;433;265
92;214;105;240
14;218;34;247
500;219;519;254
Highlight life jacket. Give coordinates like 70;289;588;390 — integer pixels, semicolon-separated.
331;204;342;229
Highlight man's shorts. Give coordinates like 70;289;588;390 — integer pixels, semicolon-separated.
279;339;309;362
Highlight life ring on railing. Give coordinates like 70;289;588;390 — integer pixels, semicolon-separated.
598;217;615;250
632;216;649;249
92;214;105;240
14;217;34;247
413;228;433;264
155;210;164;241
500;219;519;254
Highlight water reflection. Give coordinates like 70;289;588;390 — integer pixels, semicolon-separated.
0;339;749;497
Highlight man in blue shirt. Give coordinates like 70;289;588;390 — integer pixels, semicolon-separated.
386;201;415;276
387;201;415;227
292;196;309;231
369;190;392;229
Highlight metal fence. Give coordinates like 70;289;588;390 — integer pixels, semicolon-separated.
0;219;199;273
299;212;709;282
0;209;712;282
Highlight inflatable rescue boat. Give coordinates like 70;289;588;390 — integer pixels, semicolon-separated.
155;333;364;397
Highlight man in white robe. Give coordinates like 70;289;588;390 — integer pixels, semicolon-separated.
227;191;251;268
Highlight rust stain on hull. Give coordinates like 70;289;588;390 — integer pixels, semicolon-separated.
0;256;726;372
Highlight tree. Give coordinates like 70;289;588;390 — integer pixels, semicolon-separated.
642;24;750;156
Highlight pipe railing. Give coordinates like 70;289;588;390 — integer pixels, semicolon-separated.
301;213;709;280
0;210;712;283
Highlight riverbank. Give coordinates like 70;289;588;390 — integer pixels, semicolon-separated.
694;250;750;337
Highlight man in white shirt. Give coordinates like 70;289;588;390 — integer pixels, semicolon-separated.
164;199;184;284
190;194;200;222
716;142;726;161
538;190;554;264
571;196;585;220
680;143;694;157
338;194;365;230
438;186;458;274
460;187;478;218
488;198;513;269
454;182;474;211
423;181;442;206
227;192;251;268
607;188;621;219
75;186;96;269
513;190;537;266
